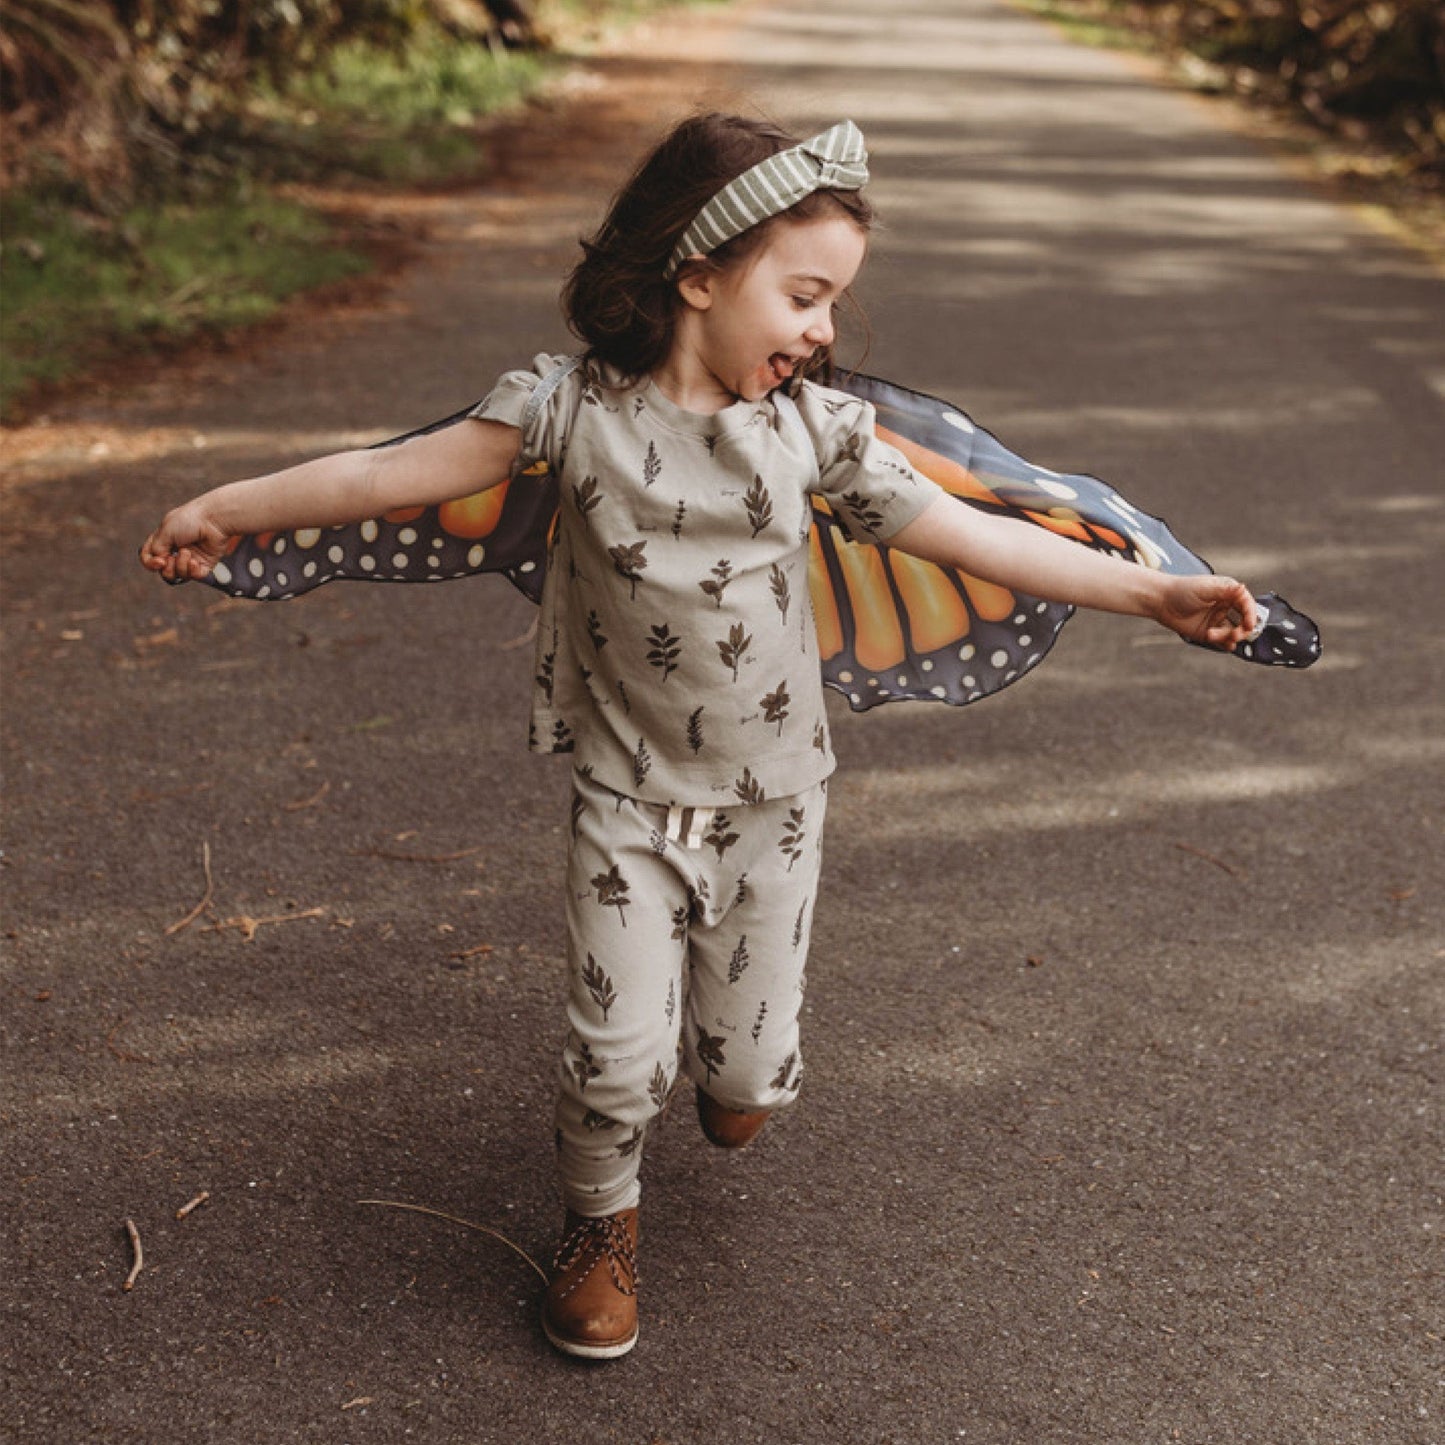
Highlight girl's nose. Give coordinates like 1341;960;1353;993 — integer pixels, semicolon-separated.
805;309;835;347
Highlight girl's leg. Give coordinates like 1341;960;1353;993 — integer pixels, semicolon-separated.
683;781;826;1112
555;770;690;1217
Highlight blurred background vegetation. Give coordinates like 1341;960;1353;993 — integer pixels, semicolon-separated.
0;0;699;417
1044;0;1443;182
1;0;1440;420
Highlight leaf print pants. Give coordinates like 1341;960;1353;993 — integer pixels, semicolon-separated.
555;768;826;1216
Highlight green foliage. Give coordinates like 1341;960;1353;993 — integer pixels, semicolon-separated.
0;185;366;414
242;25;549;183
0;0;713;417
288;27;544;127
1066;0;1445;177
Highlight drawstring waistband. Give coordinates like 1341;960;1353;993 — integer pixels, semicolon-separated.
665;804;714;851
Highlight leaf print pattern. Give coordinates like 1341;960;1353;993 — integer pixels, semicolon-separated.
670;904;689;942
752;1001;768;1045
696;1026;727;1082
572;1042;602;1092
591;864;632;927
704;812;740;861
686;706;705;754
633;736;652;790
581;381;619;413
699;559;733;608
839;489;886;539
717;622;752;682
573;475;602;526
535;650;555;704
734;872;748;908
551;718;573;751
617;1126;645;1158
586;609;608;651
672;500;686;539
771;1051;800;1093
728;935;750;985
769;563;790;625
582;1108;618;1132
609;540;648;599
647;1063;671;1110
744;475;773;537
792;902;807;950
581;953;617;1020
761;680;790;736
813;722;827;753
665;977;676;1025
642;440;661;488
616;678;631;715
646;623;681;681
779;806;806;870
734;767;766;805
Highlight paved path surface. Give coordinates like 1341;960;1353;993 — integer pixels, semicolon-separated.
3;2;1442;1441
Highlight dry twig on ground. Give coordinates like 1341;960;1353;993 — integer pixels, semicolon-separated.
356;1199;547;1283
1173;842;1242;878
123;1218;143;1290
283;780;331;812
165;840;215;936
200;907;327;941
448;942;496;960
351;845;485;864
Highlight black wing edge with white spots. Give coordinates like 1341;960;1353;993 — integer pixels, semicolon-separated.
199;377;1320;712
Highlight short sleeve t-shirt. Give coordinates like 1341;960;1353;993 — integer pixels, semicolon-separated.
468;354;942;806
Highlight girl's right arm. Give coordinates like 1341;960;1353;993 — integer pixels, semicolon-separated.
140;417;522;583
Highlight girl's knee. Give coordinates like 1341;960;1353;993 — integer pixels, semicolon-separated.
557;1036;680;1130
683;1032;803;1112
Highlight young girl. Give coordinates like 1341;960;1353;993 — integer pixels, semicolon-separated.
140;112;1258;1360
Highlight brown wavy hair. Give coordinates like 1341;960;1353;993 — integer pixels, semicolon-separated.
561;112;874;383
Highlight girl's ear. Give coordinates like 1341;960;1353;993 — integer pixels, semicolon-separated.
674;259;716;312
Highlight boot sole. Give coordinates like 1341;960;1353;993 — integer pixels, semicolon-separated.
542;1315;638;1360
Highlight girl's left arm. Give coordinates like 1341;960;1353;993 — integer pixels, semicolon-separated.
887;493;1257;651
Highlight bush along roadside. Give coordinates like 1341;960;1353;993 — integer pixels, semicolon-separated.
0;186;373;417
0;23;560;421
0;0;734;422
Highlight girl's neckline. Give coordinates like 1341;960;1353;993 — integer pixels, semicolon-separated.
642;376;769;437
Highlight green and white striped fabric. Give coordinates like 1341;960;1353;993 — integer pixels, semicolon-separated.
665;119;870;276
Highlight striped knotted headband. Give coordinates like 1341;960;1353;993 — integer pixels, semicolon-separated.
664;119;870;278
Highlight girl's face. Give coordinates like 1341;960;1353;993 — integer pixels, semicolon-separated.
674;213;868;406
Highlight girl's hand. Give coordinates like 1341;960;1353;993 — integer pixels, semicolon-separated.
139;500;233;584
1154;574;1258;651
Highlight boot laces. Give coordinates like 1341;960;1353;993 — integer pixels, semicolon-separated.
552;1214;638;1298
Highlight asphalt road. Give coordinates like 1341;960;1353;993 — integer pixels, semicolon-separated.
3;1;1442;1441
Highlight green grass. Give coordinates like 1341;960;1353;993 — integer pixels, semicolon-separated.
1013;0;1152;54
0;1;744;420
0;23;558;419
244;28;553;185
0;187;368;416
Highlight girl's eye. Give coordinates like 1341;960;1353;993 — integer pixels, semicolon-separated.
791;295;818;310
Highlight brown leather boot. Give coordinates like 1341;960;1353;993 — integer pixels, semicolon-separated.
696;1086;770;1149
542;1208;639;1359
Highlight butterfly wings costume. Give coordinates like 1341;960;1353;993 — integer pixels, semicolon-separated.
200;368;1319;716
